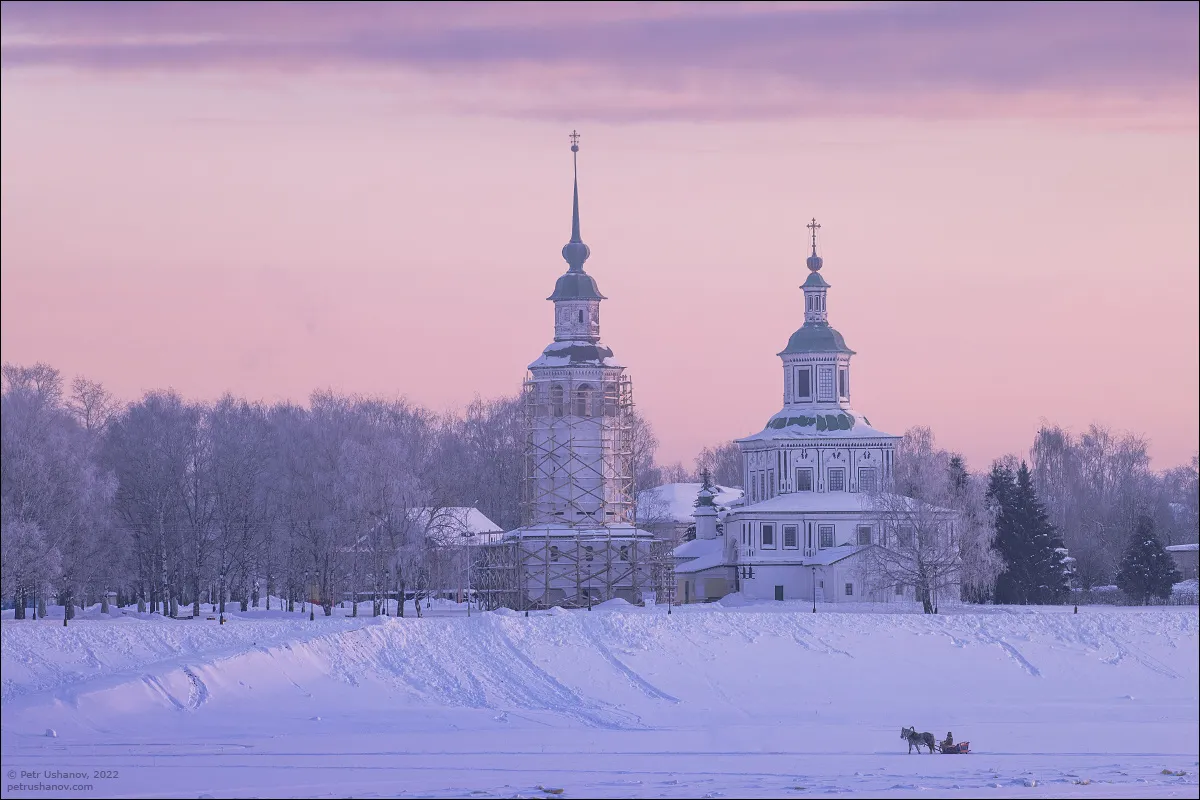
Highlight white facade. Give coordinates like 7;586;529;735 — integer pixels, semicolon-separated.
675;220;956;605
484;135;653;610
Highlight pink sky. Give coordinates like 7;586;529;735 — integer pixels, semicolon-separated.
2;1;1198;470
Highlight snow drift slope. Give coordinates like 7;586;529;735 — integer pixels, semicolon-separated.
2;604;1197;798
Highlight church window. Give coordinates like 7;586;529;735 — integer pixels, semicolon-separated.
828;468;846;492
898;527;914;548
838;368;848;399
550;385;564;417
619;545;629;562
767;469;775;498
575;384;592;417
796;468;813;492
856;525;873;545
818;366;835;401
758;473;766;502
585;545;594;562
550;545;561;562
818;525;835;548
795;367;811;400
858;467;877;494
761;524;775;548
844;582;854;597
783;525;798;549
895;583;905;596
578;310;584;323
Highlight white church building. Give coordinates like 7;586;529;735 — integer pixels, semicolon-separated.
674;220;958;605
476;133;655;610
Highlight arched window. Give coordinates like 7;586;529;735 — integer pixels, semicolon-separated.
575;384;592;417
550;384;564;418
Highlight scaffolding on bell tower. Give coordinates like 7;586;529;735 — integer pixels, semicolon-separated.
520;370;635;528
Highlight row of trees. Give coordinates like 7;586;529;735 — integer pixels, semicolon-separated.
0;362;677;618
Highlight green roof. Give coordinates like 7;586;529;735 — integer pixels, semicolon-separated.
778;322;855;356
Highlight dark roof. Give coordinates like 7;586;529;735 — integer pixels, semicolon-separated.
778;322;855;355
540;341;614;363
548;271;606;301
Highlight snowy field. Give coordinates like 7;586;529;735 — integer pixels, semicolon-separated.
1;600;1197;799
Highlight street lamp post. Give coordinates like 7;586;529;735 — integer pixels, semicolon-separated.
219;571;225;625
464;530;472;618
811;565;817;613
303;568;309;616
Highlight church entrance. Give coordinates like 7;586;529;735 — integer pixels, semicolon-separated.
774;585;784;601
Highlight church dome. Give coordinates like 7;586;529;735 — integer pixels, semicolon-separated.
548;270;605;301
778;321;855;355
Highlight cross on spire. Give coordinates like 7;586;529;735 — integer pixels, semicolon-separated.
569;130;580;151
807;217;821;255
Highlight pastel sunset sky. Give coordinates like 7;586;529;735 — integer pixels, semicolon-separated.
2;1;1197;470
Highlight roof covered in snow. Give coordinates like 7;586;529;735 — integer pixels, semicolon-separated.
673;537;723;559
638;482;745;523
732;491;951;515
739;406;898;443
672;537;727;574
501;523;653;541
1166;543;1199;552
529;339;622;369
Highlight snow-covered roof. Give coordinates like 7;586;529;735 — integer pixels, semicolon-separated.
674;550;729;574
638;482;744;523
528;340;623;369
734;491;946;515
673;537;722;559
501;523;653;541
802;544;867;566
738;406;898;443
1166;543;1199;552
346;507;503;548
415;507;504;545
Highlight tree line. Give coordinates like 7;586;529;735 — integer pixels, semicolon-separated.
0;362;675;618
2;360;1195;616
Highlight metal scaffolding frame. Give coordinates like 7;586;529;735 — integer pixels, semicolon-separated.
519;371;635;528
473;370;672;610
474;528;655;611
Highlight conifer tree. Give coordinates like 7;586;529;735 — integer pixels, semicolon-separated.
1011;462;1070;604
988;462;1026;603
1116;515;1181;604
989;461;1069;604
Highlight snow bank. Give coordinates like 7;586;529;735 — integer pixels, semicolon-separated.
1;604;1196;798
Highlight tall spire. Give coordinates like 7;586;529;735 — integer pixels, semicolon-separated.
562;129;591;273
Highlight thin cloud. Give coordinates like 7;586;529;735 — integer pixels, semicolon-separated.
2;1;1195;123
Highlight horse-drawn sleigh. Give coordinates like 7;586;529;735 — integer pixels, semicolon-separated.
901;727;970;754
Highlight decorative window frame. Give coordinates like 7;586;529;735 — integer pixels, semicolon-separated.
761;523;776;549
783;524;799;549
828;467;846;492
818;524;835;549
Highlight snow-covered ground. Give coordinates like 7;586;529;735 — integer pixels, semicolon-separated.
2;599;1197;799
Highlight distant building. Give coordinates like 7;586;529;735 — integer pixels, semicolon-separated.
636;481;744;544
476;133;654;610
674;220;959;606
1166;543;1199;581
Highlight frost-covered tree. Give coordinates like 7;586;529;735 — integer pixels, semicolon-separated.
862;428;995;613
2;363;116;618
1115;515;1181;604
694;441;743;488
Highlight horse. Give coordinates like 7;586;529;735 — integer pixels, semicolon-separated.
900;726;937;754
